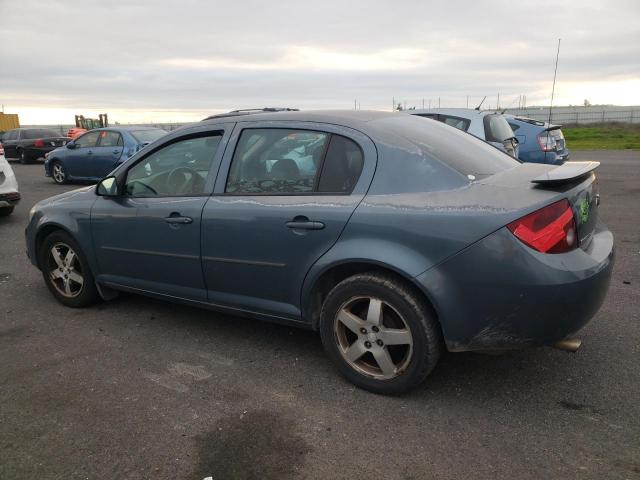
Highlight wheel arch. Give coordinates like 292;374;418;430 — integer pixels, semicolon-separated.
34;222;76;269
303;259;442;335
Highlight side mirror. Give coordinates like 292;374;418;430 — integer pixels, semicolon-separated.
66;142;76;149
96;176;119;197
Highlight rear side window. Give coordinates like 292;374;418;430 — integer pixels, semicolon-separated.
226;128;363;195
22;129;60;139
483;114;515;142
508;122;520;132
317;135;364;193
98;131;123;147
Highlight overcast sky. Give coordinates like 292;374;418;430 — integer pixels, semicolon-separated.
1;0;639;124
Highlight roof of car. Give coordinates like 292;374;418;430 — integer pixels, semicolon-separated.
405;108;502;119
200;109;397;127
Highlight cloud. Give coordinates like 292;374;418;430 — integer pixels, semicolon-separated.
0;0;638;123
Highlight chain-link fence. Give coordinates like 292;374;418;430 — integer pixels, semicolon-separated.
502;107;640;125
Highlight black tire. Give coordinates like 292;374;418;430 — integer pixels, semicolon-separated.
18;149;33;164
39;230;100;308
51;161;67;184
0;206;14;217
319;273;442;395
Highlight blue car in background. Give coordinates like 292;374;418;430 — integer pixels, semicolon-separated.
45;127;167;184
505;116;570;165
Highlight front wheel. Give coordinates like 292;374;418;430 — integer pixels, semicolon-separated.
51;161;67;184
39;231;99;307
319;273;442;395
0;206;14;217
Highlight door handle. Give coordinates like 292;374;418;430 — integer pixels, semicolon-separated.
165;214;193;224
286;217;325;230
113;149;120;154
87;150;93;155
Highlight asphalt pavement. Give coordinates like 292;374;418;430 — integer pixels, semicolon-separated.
1;151;639;480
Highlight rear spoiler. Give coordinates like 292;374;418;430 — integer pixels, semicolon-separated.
531;161;600;185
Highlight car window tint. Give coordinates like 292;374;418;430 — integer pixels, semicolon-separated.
22;129;60;139
508;122;520;132
98;131;123;147
226;129;329;194
125;134;221;197
75;131;100;148
318;135;364;193
440;115;471;131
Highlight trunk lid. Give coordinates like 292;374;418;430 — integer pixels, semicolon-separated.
479;162;600;251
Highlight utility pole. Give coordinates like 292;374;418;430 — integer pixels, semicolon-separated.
392;96;395;111
497;93;500;110
422;98;425;109
429;99;431;108
466;96;469;108
438;97;440;108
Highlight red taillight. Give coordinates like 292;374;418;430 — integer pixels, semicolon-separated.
0;143;4;155
34;139;45;148
507;199;577;253
537;131;557;152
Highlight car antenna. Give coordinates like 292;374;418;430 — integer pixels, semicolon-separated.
548;38;561;125
474;96;486;110
500;96;520;114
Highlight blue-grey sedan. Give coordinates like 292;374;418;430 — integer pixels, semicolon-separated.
25;110;614;394
44;127;167;184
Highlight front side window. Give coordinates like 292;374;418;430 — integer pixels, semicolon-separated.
75;131;100;148
98;131;123;147
125;134;221;197
226;129;329;194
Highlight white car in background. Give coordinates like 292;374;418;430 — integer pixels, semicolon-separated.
0;143;20;216
406;108;520;158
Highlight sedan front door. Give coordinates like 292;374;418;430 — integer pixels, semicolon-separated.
91;127;230;301
66;131;100;178
91;130;124;179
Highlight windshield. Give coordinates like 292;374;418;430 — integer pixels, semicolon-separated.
483;114;515;142
131;129;167;144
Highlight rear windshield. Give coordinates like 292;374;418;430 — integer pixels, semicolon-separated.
375;115;519;177
22;129;61;139
483;114;515;142
131;129;167;144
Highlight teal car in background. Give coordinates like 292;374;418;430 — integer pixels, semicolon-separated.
44;126;167;184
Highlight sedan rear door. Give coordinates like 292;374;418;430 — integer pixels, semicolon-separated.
201;121;376;320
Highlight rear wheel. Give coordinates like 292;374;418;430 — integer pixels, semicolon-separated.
52;161;67;184
319;273;442;395
19;149;34;164
0;206;14;217
40;231;99;307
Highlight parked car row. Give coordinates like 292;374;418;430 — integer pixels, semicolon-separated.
24;109;611;394
0;143;20;216
406;108;570;164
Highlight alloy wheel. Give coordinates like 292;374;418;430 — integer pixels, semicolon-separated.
47;242;84;298
334;296;413;380
52;163;65;183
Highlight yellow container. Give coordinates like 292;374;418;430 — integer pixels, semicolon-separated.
0;113;20;132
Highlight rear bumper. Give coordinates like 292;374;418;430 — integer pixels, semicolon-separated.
416;223;614;352
0;191;20;207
